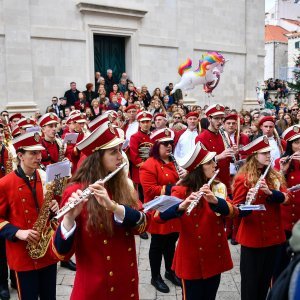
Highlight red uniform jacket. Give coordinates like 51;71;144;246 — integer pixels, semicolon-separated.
233;173;287;248
195;129;232;194
0;171;58;271
274;159;300;232
52;183;144;300
165;185;233;280
41;138;59;167
235;132;250;159
140;157;180;234
0;146;9;179
129;130;152;184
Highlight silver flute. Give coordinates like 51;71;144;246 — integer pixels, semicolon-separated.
245;159;273;205
52;162;127;221
186;169;220;216
169;153;183;179
219;127;239;172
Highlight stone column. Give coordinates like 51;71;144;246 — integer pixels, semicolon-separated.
243;0;265;111
3;0;37;114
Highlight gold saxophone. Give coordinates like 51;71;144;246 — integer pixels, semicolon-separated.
27;181;57;259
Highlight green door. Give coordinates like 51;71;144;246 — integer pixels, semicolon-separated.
94;34;125;82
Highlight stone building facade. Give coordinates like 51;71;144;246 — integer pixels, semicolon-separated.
0;0;265;113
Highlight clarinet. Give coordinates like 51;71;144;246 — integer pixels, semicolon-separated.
219;127;239;172
52;162;127;221
245;159;273;205
169;153;183;179
186;169;220;216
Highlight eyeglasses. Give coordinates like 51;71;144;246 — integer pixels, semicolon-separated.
292;108;299;111
160;141;174;147
174;116;182;119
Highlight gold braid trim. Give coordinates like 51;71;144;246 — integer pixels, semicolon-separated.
0;221;9;230
160;185;166;195
134;213;147;234
51;237;66;261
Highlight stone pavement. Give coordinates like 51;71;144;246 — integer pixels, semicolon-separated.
9;237;241;299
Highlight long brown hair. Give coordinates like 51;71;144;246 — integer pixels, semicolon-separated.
233;153;285;190
70;150;137;236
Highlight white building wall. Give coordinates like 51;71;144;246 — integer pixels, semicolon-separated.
0;0;265;113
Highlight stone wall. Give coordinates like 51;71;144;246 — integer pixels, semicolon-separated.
0;0;265;113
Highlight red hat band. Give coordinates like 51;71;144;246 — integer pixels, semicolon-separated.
258;116;275;127
185;112;199;119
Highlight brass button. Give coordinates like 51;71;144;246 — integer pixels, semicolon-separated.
28;220;31;224
197;235;201;239
22;199;26;202
130;262;134;267
218;244;221;248
218;255;221;259
292;214;295;217
131;278;135;282
19;188;22;191
100;223;104;228
217;232;221;237
125;232;129;236
276;226;279;230
195;224;199;228
291;176;294;179
199;247;202;251
261;213;264;216
106;256;111;261
128;247;132;252
104;240;108;245
110;287;114;292
109;271;113;276
193;214;197;217
292;204;295;208
165;174;169;177
131;294;135;298
25;210;29;213
293;195;295;198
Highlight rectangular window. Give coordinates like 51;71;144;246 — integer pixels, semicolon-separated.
295;41;300;49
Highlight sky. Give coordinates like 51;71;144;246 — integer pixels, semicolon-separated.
265;0;275;12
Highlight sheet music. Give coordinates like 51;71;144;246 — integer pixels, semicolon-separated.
45;160;71;183
143;195;182;213
63;133;79;145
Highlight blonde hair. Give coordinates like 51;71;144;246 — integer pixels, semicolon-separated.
233;153;285;190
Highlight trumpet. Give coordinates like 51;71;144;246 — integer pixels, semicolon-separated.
169;153;183;179
186;169;220;216
52;162;127;221
245;159;273;205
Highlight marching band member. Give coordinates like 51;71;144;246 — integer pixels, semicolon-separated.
232;136;290;300
129;111;153;200
0;121;16;299
16;118;36;135
52;121;149;300
8;114;23;129
123;105;139;143
153;113;168;131
0;131;59;300
195;104;235;196
140;128;182;293
257;116;286;162
223;113;250;244
174;112;199;159
154;142;238;300
38;113;63;168
273;125;300;280
38;112;76;272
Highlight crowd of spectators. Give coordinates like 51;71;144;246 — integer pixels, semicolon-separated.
2;70;299;141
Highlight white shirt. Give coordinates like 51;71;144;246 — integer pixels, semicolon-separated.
174;128;198;160
268;136;281;164
125;121;139;143
229;132;237;175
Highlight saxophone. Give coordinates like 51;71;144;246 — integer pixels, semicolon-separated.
27;181;57;259
5;148;13;175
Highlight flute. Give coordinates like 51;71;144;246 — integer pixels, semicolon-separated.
245;159;273;205
52;162;127;221
219;127;239;172
169;153;183;179
186;169;220;216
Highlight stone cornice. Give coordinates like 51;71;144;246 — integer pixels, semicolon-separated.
76;2;148;18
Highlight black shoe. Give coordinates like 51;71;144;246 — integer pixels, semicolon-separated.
0;287;10;300
230;238;238;245
61;260;76;271
151;275;170;293
139;232;148;240
165;270;182;286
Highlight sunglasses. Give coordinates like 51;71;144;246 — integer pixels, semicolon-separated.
174;116;182;119
160;141;174;147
